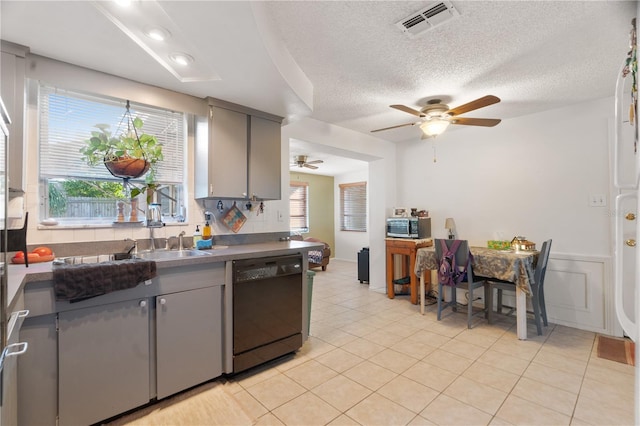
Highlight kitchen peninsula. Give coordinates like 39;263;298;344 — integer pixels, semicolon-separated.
13;238;322;426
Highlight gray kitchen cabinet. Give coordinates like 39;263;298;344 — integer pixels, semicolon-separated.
18;262;226;425
1;310;29;426
18;314;58;426
202;106;248;199
0;41;28;194
156;285;222;399
249;115;282;200
58;298;150;426
195;98;283;200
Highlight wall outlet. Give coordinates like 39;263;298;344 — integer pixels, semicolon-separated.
589;194;606;207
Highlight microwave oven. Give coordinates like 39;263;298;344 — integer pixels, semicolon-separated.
386;217;431;239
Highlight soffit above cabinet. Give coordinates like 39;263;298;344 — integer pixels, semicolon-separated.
207;97;283;123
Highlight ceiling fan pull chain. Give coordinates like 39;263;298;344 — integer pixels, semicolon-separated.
433;143;437;163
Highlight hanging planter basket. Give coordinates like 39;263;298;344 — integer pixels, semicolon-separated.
81;100;163;184
104;156;150;179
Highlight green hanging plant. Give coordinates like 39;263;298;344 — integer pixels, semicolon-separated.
79;102;166;210
79;115;164;179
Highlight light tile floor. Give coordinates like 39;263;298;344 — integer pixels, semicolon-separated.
122;259;636;425
227;260;636;426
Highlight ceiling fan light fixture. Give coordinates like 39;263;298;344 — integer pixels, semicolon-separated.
294;155;307;166
420;118;450;137
291;154;323;169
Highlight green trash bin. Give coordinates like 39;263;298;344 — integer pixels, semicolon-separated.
306;270;316;335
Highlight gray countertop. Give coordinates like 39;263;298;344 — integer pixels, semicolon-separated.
7;239;323;313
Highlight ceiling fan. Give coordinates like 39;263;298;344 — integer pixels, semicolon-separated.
291;155;323;170
371;95;502;138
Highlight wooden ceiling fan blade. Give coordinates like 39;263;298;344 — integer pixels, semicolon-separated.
371;122;417;132
390;105;425;117
446;95;500;116
303;164;318;169
451;117;501;127
305;159;323;165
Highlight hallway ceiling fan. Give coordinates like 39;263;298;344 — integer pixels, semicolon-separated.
371;95;502;138
291;155;323;170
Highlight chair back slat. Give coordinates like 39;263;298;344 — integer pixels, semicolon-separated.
533;239;552;287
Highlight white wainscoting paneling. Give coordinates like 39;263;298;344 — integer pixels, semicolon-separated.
497;253;612;334
544;253;611;334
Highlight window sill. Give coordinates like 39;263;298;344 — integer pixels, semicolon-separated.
37;221;187;230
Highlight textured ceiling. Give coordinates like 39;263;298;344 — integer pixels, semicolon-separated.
263;1;635;142
0;1;636;174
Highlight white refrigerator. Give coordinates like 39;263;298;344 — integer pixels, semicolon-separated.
614;13;640;426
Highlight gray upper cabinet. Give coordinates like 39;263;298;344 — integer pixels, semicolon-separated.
0;41;28;194
206;106;248;199
249;115;282;200
195;98;282;200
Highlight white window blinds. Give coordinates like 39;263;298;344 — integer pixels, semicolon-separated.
289;181;309;232
38;85;184;183
340;181;367;232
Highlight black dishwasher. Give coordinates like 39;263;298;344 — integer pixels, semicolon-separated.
232;255;303;373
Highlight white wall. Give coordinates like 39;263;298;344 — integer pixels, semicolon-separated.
282;117;396;293
333;168;369;262
396;96;616;333
396;96;612;256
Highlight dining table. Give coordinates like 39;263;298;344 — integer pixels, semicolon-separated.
414;245;538;340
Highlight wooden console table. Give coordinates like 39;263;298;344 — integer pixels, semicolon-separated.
385;238;432;304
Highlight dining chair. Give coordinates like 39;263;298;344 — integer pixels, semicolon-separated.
488;239;552;335
434;239;490;328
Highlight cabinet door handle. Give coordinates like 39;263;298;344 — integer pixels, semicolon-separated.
4;342;28;358
8;309;29;327
139;300;147;308
159;298;167;305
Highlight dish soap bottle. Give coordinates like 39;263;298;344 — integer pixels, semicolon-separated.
193;225;202;245
203;220;212;240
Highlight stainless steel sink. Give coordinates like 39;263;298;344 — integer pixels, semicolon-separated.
134;249;212;260
53;249;212;265
53;254;118;265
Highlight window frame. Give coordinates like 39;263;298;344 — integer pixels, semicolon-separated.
289;180;309;233
339;181;367;232
37;83;187;226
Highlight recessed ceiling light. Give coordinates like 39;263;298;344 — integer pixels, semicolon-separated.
144;26;171;42
169;53;194;66
94;2;219;82
114;0;132;7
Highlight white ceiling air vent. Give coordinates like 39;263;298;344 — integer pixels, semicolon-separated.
395;1;460;39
